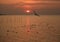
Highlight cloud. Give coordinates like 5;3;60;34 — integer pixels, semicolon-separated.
0;2;60;15
0;0;23;4
23;1;60;3
0;0;60;4
0;0;60;15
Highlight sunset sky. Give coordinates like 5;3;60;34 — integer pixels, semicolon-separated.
0;0;60;4
0;0;60;14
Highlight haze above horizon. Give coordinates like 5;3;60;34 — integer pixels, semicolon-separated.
0;0;60;4
0;0;60;15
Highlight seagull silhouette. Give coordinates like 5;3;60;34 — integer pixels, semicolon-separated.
33;10;39;16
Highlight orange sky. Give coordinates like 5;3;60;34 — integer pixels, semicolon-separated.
0;0;60;14
0;0;33;4
0;0;23;4
0;0;60;4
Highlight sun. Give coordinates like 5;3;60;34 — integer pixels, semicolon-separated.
26;10;30;13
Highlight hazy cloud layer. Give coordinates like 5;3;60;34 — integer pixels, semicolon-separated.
0;0;60;4
0;0;60;15
0;4;60;15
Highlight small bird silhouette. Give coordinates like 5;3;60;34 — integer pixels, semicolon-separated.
33;10;39;16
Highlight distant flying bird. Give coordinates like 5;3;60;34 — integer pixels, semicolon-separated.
33;10;39;16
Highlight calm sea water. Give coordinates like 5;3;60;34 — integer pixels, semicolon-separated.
0;15;60;42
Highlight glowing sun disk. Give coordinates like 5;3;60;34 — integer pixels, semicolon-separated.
26;10;30;13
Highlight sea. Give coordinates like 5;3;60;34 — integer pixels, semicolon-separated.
0;15;60;42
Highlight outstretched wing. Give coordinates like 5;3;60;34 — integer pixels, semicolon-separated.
33;10;39;16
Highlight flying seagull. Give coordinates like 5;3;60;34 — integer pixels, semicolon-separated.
33;10;39;16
